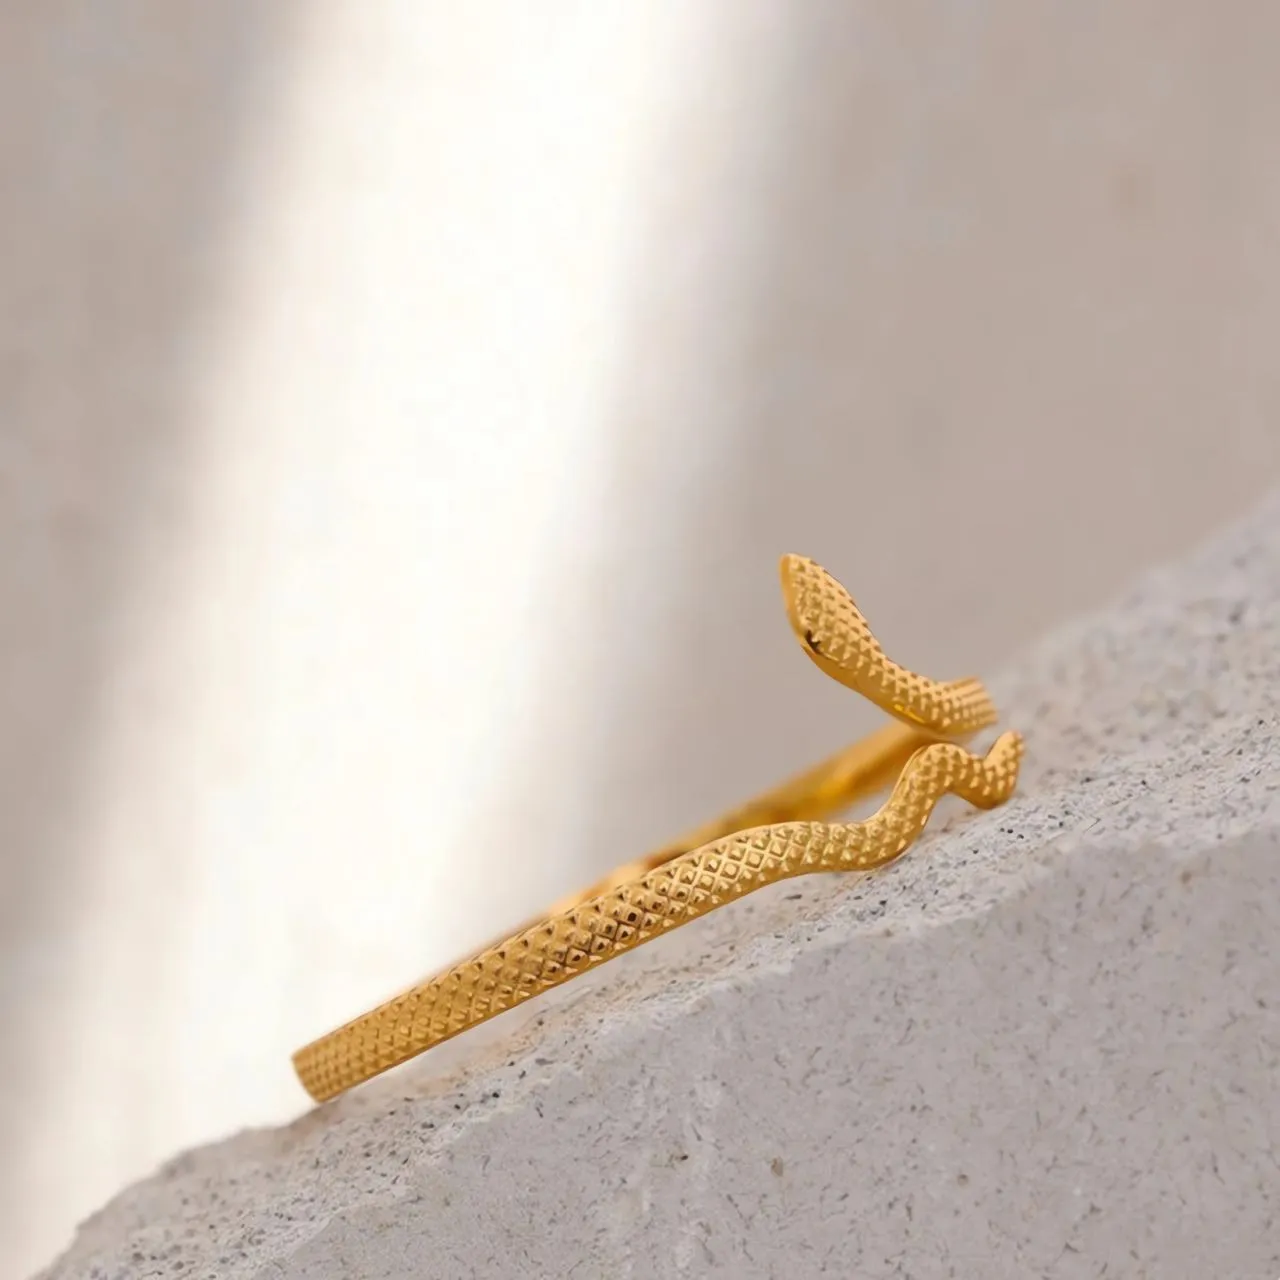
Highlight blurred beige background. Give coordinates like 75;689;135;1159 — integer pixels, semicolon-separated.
4;2;1280;1274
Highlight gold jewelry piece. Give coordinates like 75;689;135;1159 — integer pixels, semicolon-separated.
293;557;1024;1102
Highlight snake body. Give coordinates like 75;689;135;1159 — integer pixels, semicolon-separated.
293;557;1024;1102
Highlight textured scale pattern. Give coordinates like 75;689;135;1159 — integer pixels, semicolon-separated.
780;554;996;736
294;558;1025;1102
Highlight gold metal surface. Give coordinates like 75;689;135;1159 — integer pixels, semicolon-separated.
293;556;1024;1102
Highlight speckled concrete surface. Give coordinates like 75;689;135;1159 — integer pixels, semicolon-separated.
41;494;1280;1278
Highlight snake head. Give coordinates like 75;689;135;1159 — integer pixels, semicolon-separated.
778;554;997;736
778;553;878;664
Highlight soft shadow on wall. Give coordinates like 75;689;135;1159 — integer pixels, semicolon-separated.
563;1;1280;886
0;4;298;1275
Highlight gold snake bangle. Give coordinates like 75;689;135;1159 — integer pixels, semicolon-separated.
292;555;1024;1103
